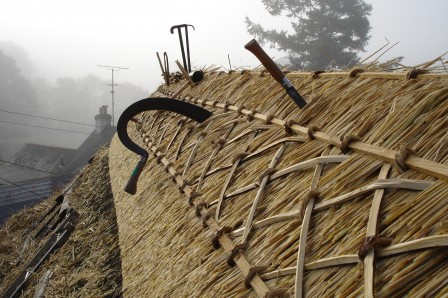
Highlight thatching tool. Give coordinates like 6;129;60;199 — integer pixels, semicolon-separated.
245;39;307;108
174;59;204;85
170;24;195;72
156;52;170;85
22;174;82;242
117;97;212;195
2;206;78;298
175;60;194;85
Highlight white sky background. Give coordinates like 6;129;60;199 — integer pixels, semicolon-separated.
1;0;447;94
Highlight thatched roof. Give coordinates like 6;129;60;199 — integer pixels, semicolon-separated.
0;147;122;297
1;65;447;297
108;68;448;297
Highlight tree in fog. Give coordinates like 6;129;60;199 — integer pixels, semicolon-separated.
0;50;38;112
246;0;372;70
0;50;39;156
0;42;35;78
33;74;148;125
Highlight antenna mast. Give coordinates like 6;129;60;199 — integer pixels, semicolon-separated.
97;65;129;126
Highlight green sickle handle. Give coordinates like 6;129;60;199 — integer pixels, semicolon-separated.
124;155;148;195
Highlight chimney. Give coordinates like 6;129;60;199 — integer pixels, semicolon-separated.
94;105;112;134
58;155;64;168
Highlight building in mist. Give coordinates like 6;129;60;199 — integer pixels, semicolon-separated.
0;106;116;223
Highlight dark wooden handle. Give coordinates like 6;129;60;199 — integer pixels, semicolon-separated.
124;156;147;195
245;39;285;84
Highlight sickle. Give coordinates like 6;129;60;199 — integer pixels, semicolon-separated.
117;97;212;194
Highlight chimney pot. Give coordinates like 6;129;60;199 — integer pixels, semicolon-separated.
95;105;112;133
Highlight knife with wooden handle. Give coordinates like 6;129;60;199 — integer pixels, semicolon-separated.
245;39;307;108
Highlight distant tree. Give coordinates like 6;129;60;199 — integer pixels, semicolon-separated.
246;0;372;70
113;82;149;119
0;50;39;144
33;74;148;126
0;50;38;112
0;42;35;78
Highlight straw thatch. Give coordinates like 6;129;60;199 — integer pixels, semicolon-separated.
1;61;447;297
109;66;447;297
0;147;122;297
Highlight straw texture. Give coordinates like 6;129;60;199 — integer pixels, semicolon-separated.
0;147;122;297
109;67;447;297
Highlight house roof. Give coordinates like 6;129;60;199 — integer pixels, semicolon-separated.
4;126;116;183
8;143;77;180
0;163;54;184
0;126;115;224
68;125;116;173
108;68;448;297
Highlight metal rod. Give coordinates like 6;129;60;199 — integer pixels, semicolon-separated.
176;28;188;72
185;27;191;72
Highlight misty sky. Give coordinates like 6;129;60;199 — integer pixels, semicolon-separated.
1;0;447;93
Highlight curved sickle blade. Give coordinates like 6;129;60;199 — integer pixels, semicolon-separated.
117;97;212;194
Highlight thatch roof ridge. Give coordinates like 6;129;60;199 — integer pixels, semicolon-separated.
155;68;448;180
156;89;448;181
200;69;448;80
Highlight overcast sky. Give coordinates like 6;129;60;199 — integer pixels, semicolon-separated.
1;0;447;93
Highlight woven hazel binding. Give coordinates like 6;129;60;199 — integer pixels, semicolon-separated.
110;68;448;298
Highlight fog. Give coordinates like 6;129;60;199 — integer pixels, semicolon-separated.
0;0;447;158
2;0;447;89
